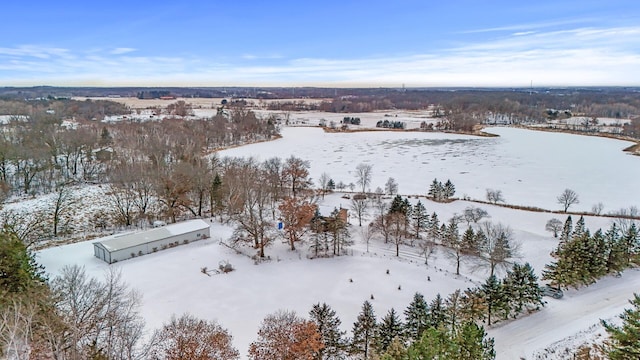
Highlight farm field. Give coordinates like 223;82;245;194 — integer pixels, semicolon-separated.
36;125;640;359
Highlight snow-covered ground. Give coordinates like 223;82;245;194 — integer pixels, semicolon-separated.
34;126;640;359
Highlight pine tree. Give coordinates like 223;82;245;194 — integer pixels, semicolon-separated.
444;289;464;335
622;223;640;266
461;227;481;256
380;337;407;360
443;179;455;200
427;212;441;243
0;231;46;295
604;223;626;273
351;301;378;359
99;126;113;147
378;308;404;352
428;294;446;329
502;263;544;317
587;229;608;279
428;179;443;202
602;293;640;359
559;215;573;245
327;179;336;190
389;195;409;215
572;215;587;238
444;219;463;275
460;288;486;324
455;322;496;360
309;303;346;360
481;275;505;326
404;293;430;342
412;201;428;239
406;327;457;359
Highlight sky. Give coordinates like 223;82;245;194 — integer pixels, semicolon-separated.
0;0;639;87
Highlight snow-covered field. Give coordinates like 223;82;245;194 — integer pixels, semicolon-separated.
35;126;640;359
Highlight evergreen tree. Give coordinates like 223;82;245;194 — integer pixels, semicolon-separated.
502;263;544;317
380;337;407;360
587;229;608;279
428;179;443;202
378;308;403;352
443;179;455;200
210;173;223;215
309;303;346;360
427;212;441;243
444;289;464;335
351;301;378;359
604;223;626;273
403;293;430;342
406;327;456;359
455;322;496;360
444;219;463;275
480;275;505;326
411;201;428;239
389;195;409;215
0;230;46;295
559;215;573;245
572;215;587;238
622;223;640;266
602;293;640;359
428;294;446;329
99;126;113;147
461;227;481;256
460;288;486;324
406;323;495;360
327;179;336;190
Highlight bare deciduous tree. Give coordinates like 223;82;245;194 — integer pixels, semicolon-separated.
557;188;580;212
282;156;311;198
545;218;563;238
463;206;489;226
50;183;77;237
485;189;504;204
360;223;374;253
278;196;317;251
350;195;369;227
51;265;148;360
354;163;372;194
384;177;398;196
151;314;239;360
318;172;331;199
248;310;323;360
476;221;521;277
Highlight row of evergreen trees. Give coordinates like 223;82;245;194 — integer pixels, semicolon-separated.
543;216;640;289
428;178;455;202
310;295;495;359
310;262;543;359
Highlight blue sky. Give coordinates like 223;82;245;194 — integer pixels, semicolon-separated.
1;1;638;87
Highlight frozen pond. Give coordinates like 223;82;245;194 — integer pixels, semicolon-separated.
218;126;639;212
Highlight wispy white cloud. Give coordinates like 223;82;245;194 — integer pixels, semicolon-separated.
1;25;639;87
110;47;136;55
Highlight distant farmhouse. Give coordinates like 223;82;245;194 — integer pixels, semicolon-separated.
93;219;210;264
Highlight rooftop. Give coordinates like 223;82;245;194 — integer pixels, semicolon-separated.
94;219;210;252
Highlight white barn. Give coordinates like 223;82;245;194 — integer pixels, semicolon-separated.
93;219;210;264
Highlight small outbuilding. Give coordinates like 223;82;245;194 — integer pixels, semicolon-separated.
93;219;210;264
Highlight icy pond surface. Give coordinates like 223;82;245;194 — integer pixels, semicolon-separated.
219;126;640;212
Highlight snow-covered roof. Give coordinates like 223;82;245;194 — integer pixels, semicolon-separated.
94;219;210;252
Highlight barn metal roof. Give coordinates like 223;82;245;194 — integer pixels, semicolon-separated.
93;219;210;252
